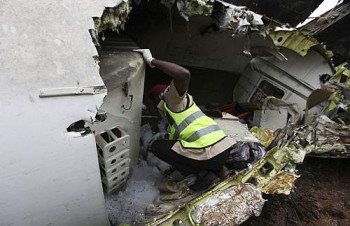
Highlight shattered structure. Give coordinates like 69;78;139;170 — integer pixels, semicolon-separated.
1;0;350;225
91;0;350;224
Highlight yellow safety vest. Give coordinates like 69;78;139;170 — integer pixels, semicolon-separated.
164;102;226;149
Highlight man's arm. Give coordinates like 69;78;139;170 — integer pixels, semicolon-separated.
151;59;190;96
134;49;191;96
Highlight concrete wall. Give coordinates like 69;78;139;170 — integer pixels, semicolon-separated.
0;0;122;225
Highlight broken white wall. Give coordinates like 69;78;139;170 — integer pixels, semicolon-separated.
93;52;145;167
0;0;122;225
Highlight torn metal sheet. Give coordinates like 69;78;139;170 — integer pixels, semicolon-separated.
307;143;346;154
250;127;275;147
284;145;309;164
320;62;350;122
267;112;350;158
248;46;288;61
176;0;213;22
301;2;350;35
327;90;343;112
307;115;350;157
94;1;131;33
238;146;305;194
191;184;265;226
261;21;333;58
213;1;264;35
333;63;350;89
145;141;306;225
260;171;300;195
268;28;318;56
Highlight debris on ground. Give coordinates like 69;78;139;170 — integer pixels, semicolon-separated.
242;157;350;226
191;184;265;226
98;1;350;225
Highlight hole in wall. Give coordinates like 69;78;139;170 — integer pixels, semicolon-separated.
66;120;92;136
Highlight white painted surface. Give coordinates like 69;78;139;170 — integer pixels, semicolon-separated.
253;110;288;131
92;52;145;167
233;48;334;110
0;0;122;225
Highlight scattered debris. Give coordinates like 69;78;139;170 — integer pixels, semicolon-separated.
176;0;213;22
211;1;264;35
191;184;265;226
144;118;310;225
96;1;350;225
260;171;299;195
94;1;132;33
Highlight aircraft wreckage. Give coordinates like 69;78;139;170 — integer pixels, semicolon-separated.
90;0;350;225
1;0;349;225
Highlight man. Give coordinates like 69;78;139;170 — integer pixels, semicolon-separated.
135;49;237;191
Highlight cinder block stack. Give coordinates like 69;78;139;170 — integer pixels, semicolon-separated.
95;126;130;194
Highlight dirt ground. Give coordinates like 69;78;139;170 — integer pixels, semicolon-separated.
242;157;350;226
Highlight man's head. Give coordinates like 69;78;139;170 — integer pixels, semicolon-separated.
148;84;168;105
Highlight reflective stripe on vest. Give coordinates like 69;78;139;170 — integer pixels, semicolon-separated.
164;102;226;149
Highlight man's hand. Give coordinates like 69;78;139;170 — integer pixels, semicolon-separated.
133;49;155;68
134;49;191;95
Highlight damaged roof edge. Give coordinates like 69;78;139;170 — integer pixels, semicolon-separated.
94;0;334;64
299;1;350;35
93;0;132;33
261;17;334;61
